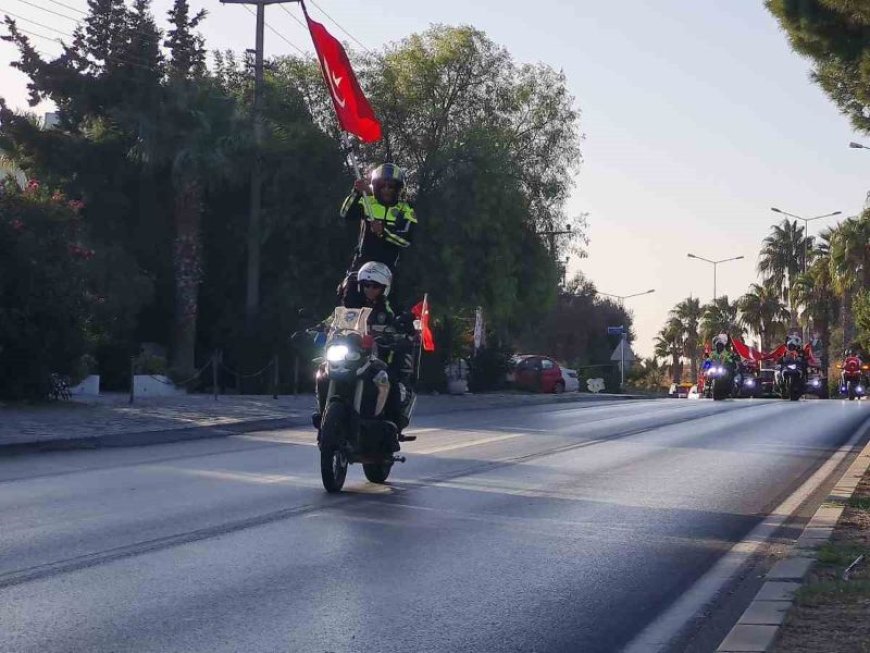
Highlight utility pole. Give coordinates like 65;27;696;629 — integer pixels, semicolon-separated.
220;0;302;330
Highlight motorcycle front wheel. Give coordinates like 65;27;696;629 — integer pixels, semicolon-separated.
320;403;349;493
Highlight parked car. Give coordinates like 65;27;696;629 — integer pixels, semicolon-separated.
668;383;693;398
511;355;566;393
758;368;776;397
562;368;580;392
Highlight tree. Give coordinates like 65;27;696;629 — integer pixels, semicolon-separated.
793;231;839;374
702;296;742;344
829;213;870;346
672;297;702;381
738;283;790;351
628;357;668;392
766;0;870;134
854;290;870;353
345;26;584;333
0;179;95;399
758;218;809;327
655;317;684;384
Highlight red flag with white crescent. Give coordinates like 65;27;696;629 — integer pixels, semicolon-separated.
304;8;382;143
411;295;435;352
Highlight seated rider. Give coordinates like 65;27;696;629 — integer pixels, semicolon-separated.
710;334;738;367
322;262;417;437
841;346;865;384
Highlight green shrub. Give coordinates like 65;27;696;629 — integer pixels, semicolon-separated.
0;179;95;400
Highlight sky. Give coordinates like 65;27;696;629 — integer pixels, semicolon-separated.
2;0;867;358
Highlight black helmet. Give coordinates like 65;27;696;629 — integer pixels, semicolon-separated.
371;163;405;197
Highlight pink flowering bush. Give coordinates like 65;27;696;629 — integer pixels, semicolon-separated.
0;178;95;399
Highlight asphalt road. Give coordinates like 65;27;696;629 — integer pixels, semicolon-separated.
1;398;868;653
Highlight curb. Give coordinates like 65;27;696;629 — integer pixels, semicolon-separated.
717;419;870;653
0;392;647;456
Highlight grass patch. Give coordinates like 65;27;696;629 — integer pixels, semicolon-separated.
816;543;868;566
847;496;870;510
796;579;870;605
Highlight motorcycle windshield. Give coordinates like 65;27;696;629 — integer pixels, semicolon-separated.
328;307;372;339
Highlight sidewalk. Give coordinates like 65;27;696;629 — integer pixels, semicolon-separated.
0;391;645;454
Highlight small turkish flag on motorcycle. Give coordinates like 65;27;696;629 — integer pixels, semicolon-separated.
411;295;435;352
304;7;382;143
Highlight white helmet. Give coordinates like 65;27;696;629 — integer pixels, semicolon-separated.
786;334;803;350
357;262;392;297
713;334;728;347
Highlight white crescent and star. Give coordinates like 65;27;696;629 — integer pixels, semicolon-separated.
323;59;346;108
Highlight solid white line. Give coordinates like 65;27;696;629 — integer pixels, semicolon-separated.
622;421;869;653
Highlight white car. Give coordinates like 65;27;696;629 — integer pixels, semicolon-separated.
561;368;580;392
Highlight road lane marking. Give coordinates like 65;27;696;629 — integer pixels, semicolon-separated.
622;417;870;653
411;432;526;455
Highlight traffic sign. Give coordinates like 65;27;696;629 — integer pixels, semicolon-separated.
607;326;625;336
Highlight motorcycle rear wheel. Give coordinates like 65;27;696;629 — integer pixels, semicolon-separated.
363;462;393;484
320;403;349;493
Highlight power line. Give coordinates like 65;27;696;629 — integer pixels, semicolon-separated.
306;0;369;52
43;0;84;14
277;3;305;30
12;0;77;21
5;17;164;71
2;7;70;35
240;4;305;56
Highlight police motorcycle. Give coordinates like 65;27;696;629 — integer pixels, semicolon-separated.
734;363;761;398
304;307;419;493
837;351;867;401
776;335;807;402
704;360;736;401
703;335;737;401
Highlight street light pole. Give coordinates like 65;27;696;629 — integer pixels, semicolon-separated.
849;142;870;150
595;289;655;387
686;253;743;301
770;207;842;278
220;0;302;331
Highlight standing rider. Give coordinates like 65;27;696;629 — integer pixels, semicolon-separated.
338;164;417;305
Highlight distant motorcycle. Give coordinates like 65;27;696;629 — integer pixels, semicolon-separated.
777;356;806;402
837;358;867;401
307;307;419;493
704;362;735;401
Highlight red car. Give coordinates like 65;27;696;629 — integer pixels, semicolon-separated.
511;355;566;394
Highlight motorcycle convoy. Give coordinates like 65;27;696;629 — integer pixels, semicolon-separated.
698;333;867;402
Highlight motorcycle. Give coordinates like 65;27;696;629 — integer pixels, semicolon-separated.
837;359;868;401
777;356;806;401
805;370;827;399
704;362;735;401
308;307;419;493
734;369;761;398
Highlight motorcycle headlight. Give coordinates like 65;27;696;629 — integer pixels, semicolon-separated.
810;379;820;387
745;379;755;387
858;386;866;394
787;364;797;371
326;344;350;362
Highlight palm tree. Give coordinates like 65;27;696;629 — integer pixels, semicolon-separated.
136;79;247;375
758;219;810;328
655;317;684;384
794;238;838;377
701;296;743;343
738;283;790;352
830;214;870;345
672;297;703;381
